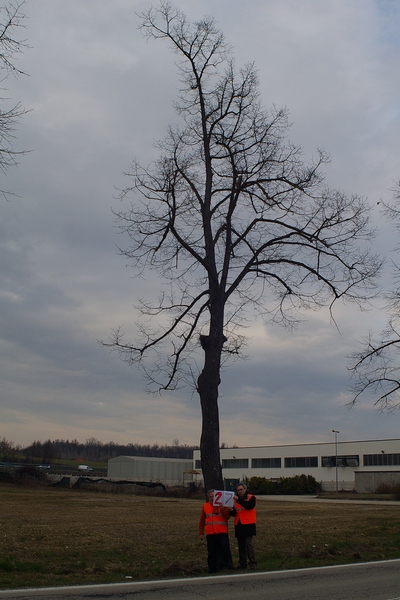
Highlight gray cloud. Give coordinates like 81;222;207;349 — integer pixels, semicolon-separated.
1;0;399;448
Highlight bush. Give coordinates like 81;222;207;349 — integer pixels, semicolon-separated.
244;476;279;495
279;474;318;495
375;482;400;499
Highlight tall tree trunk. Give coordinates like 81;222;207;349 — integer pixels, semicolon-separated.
197;303;225;492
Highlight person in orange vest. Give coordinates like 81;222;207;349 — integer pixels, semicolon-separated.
199;489;233;574
231;482;257;569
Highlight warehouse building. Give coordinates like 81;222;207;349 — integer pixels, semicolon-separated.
107;456;193;486
193;438;400;492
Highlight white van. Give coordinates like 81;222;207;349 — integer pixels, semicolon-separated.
77;465;93;472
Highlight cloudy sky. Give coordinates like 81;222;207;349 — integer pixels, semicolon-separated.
2;0;400;450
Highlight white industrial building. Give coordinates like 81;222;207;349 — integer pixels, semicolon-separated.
107;456;193;486
193;438;400;492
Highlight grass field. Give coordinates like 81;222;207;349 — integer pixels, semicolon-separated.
1;484;400;590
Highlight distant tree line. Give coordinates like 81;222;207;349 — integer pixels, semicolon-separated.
0;437;199;463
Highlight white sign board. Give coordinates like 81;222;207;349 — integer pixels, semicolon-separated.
212;490;235;508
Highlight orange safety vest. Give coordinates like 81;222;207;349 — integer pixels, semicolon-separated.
234;494;256;526
203;503;229;535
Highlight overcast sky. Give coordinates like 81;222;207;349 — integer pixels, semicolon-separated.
2;0;400;450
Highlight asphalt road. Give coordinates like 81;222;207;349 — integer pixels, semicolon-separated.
1;560;400;600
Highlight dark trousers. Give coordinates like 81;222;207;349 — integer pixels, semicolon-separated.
237;535;257;568
206;533;233;573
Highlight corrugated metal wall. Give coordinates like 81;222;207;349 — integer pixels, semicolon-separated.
107;456;193;485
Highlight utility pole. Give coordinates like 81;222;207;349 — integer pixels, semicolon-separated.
332;429;340;493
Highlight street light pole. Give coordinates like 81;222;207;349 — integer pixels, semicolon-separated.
332;429;340;493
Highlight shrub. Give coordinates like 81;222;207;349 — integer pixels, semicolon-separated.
375;481;400;499
244;476;279;495
279;474;318;495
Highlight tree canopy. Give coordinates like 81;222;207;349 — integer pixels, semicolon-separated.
350;182;400;410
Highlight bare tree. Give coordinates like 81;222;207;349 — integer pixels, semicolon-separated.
0;436;20;461
0;1;28;195
349;182;400;410
105;3;381;491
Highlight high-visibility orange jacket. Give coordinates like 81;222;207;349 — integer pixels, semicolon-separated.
234;494;256;526
199;502;231;535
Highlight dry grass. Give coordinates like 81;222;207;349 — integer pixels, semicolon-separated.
1;483;400;590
